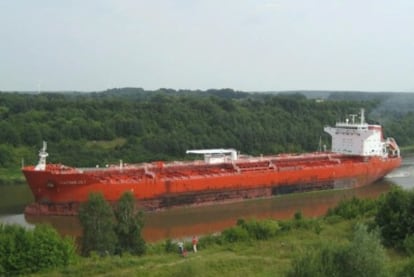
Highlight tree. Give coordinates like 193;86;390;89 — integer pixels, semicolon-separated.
375;187;414;248
79;193;117;256
0;144;13;167
0;122;20;146
114;191;146;255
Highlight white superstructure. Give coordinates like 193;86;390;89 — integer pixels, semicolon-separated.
324;109;400;158
186;149;238;164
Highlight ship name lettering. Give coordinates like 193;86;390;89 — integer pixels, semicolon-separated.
61;180;86;185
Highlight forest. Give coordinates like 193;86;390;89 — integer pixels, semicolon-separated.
0;88;413;173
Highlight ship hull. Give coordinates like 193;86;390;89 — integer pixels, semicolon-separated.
22;153;401;216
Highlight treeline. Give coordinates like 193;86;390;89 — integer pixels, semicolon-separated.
0;89;412;169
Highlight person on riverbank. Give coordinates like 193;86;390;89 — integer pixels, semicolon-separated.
192;236;198;253
177;241;184;254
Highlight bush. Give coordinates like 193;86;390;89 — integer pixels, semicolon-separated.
0;224;76;275
240;219;280;240
288;243;344;277
222;226;249;243
198;234;223;248
396;256;414;277
340;224;389;277
404;235;414;256
324;215;345;225
375;187;414;248
288;224;389;277
294;211;303;220
279;217;321;232
164;239;176;253
326;197;378;219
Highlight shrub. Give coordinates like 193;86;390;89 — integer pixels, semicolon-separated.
294;211;303;220
326;197;377;219
288;224;389;277
288;244;343;277
404;235;414;256
396;256;414;277
0;224;76;275
375;187;414;248
339;224;389;277
240;219;280;240
164;239;176;253
199;234;222;248
222;226;249;243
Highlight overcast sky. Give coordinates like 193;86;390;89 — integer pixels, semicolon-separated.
1;0;413;92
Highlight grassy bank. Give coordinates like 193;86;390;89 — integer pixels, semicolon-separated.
29;215;409;277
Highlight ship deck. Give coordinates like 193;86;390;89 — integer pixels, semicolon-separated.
43;152;365;182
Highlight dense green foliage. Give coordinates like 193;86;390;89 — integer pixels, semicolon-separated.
386;112;414;146
114;192;146;256
79;193;117;256
221;219;280;242
326;196;378;219
1;88;414;272
0;224;76;275
288;224;389;277
23;191;414;276
0;89;399;171
375;187;414;249
79;192;146;257
1;89;413;185
397;257;414;277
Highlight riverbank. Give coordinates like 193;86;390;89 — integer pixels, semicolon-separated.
2;188;413;276
29;211;410;276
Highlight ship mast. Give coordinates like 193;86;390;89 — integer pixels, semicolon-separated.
35;141;48;171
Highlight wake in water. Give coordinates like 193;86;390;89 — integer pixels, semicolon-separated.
386;166;413;178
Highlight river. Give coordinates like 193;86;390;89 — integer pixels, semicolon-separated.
1;155;413;242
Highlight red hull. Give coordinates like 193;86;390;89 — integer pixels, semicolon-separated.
22;152;401;215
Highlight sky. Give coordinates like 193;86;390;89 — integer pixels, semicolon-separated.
0;0;413;92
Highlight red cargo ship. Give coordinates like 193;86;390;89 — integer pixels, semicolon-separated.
23;110;401;215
